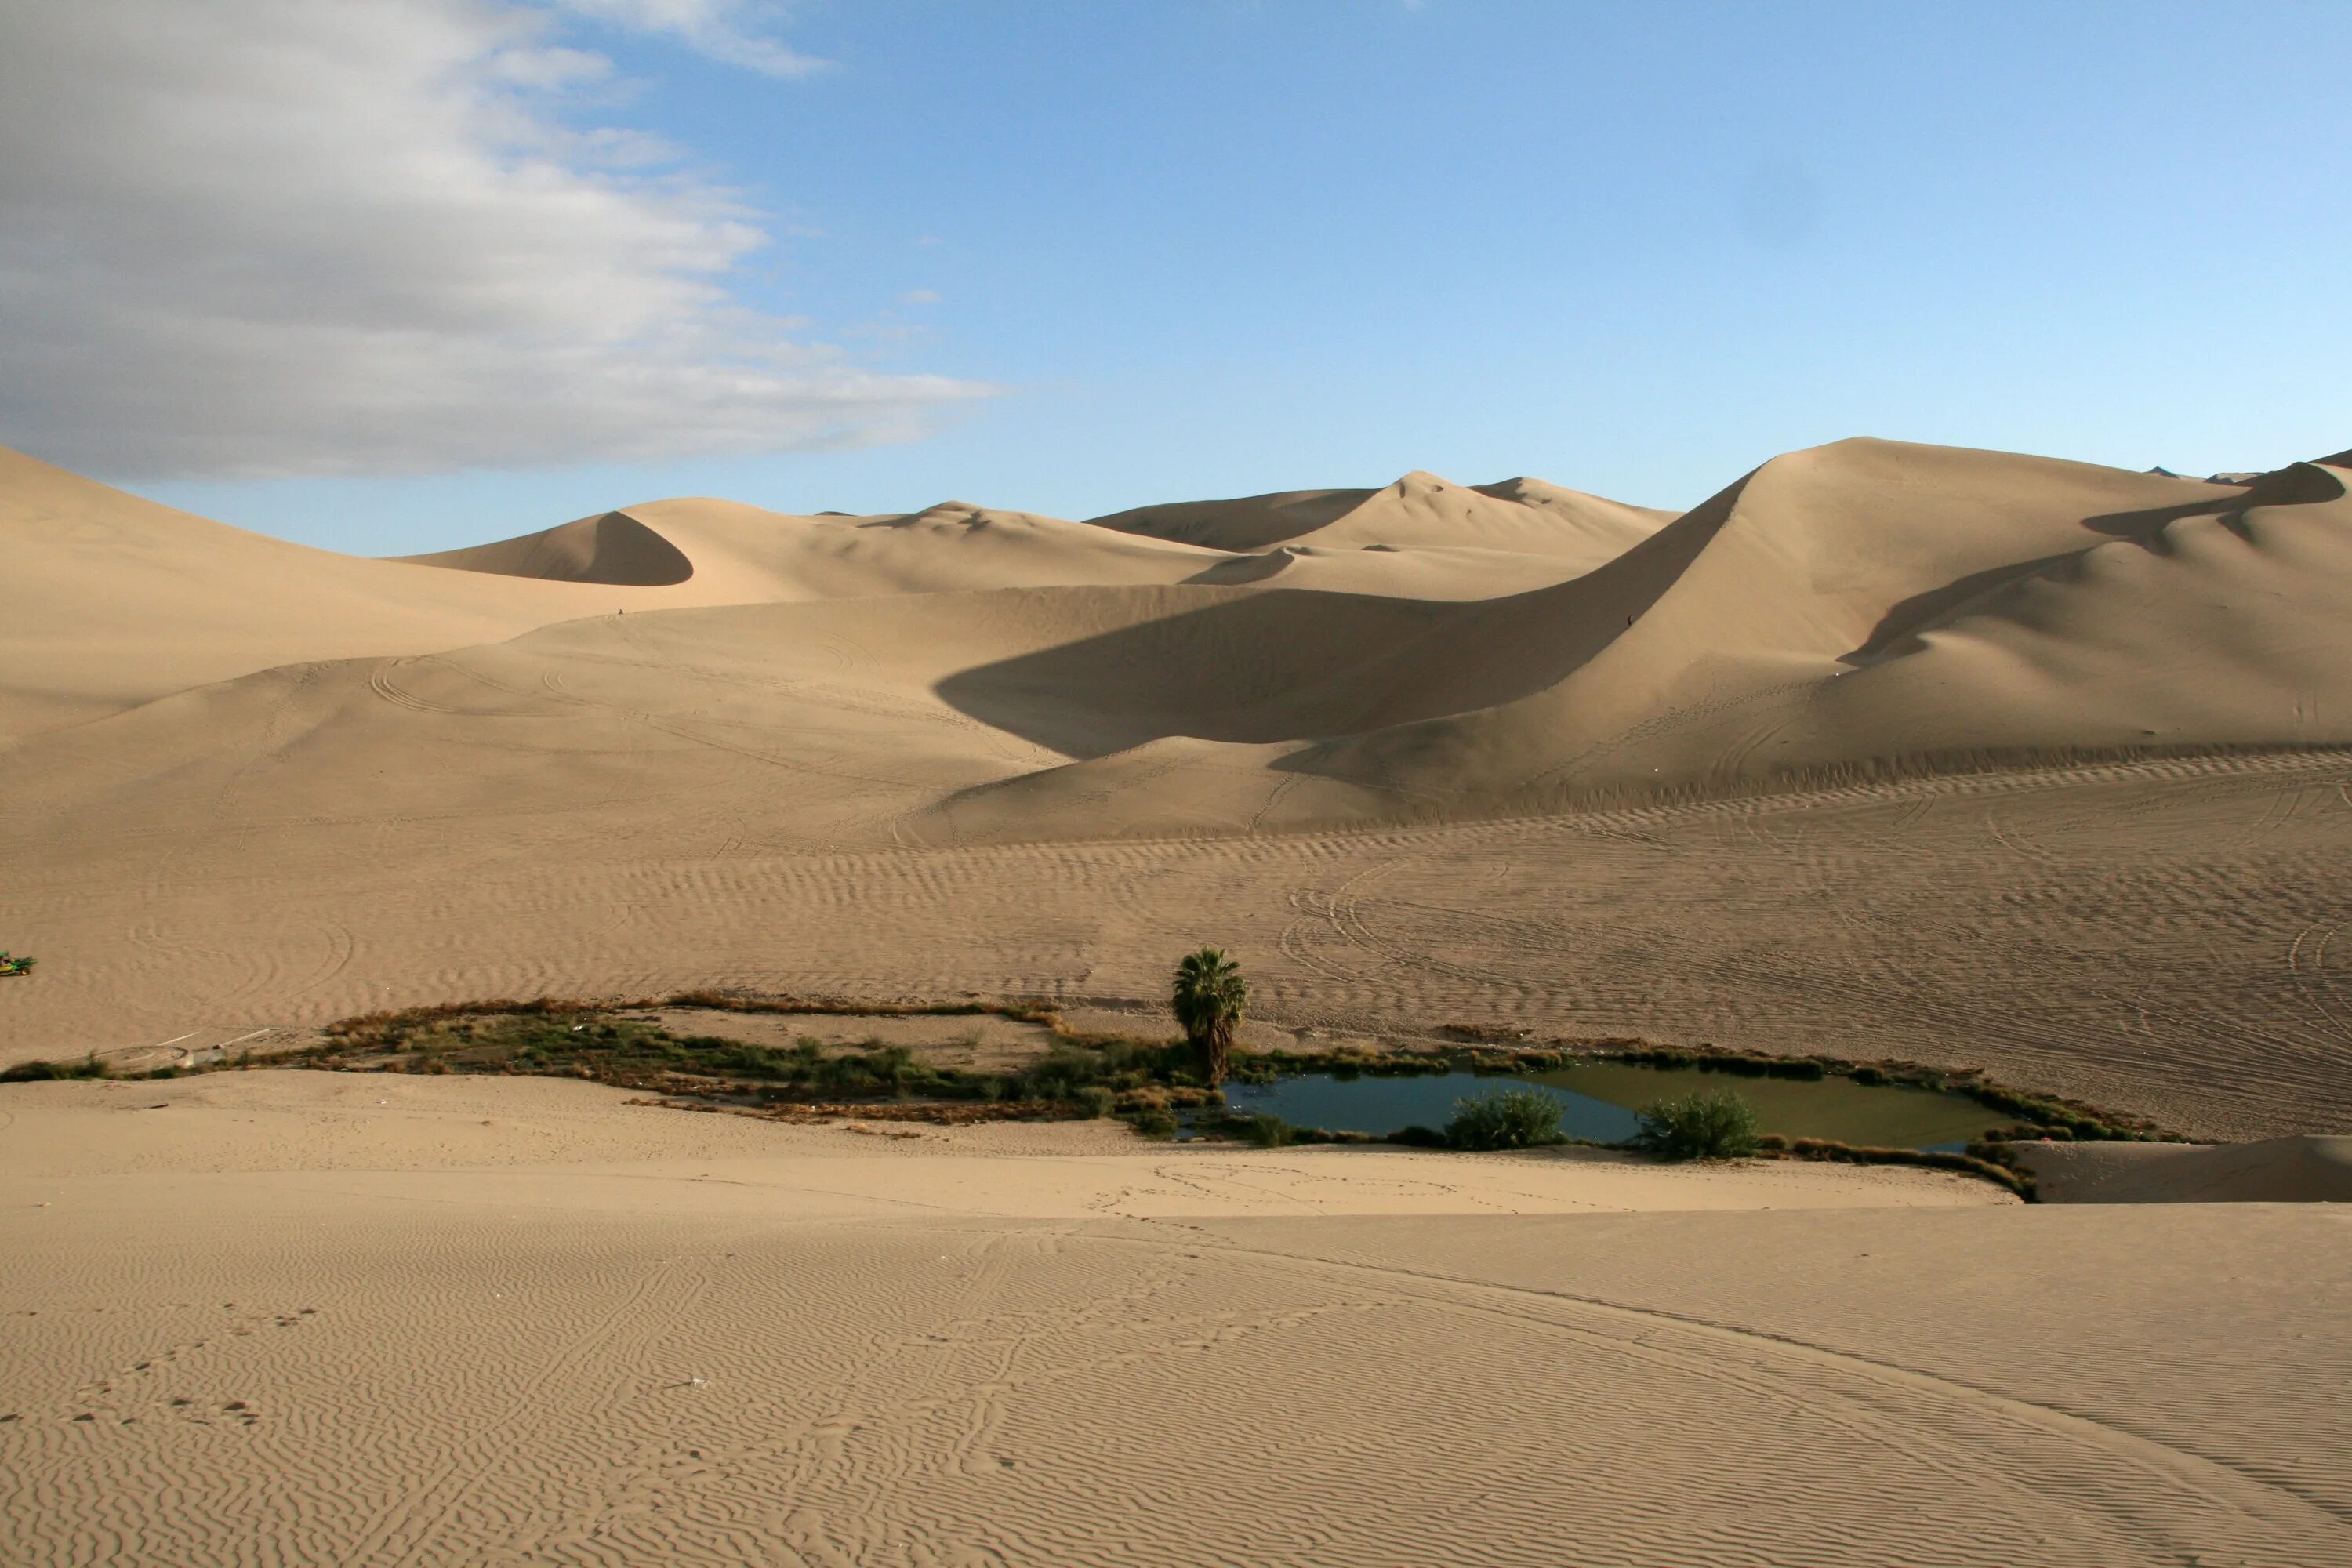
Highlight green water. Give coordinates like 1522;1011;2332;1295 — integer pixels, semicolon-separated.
1531;1062;1997;1149
1222;1061;1998;1150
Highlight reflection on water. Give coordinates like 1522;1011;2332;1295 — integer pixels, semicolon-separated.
1220;1063;1995;1151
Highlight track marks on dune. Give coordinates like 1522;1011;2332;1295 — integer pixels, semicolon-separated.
11;1204;2350;1566
2285;920;2352;1055
1202;1237;2350;1557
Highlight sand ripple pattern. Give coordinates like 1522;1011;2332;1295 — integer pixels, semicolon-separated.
9;750;2352;1139
2;1184;2345;1567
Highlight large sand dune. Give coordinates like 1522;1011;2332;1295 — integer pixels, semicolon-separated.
6;437;2352;1141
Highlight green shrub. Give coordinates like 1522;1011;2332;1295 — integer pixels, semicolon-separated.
1445;1086;1566;1151
1635;1088;1761;1160
1073;1086;1116;1118
1019;1048;1104;1101
1245;1112;1294;1148
1126;1107;1180;1139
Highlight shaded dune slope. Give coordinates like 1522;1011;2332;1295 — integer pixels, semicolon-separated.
934;441;2352;839
2024;1135;2352;1203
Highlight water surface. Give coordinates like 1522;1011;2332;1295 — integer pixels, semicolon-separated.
1221;1062;1995;1151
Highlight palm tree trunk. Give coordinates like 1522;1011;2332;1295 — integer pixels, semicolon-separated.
1202;1018;1232;1086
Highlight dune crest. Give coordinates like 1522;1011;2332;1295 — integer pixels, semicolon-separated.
398;509;695;586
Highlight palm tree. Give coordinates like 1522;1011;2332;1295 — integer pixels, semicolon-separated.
1171;947;1247;1084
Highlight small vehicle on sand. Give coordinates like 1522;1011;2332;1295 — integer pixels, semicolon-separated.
0;952;34;977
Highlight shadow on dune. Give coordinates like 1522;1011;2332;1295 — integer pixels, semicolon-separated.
933;590;1455;757
1848;462;2352;667
936;471;1757;762
1839;552;2083;666
1086;488;1370;552
2081;461;2346;544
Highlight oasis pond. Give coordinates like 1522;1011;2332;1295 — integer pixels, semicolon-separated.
1220;1060;1998;1150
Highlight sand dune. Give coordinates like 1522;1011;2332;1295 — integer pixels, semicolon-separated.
1091;468;1671;563
975;441;2352;835
8;437;2352;1145
399;507;698;585
0;447;644;738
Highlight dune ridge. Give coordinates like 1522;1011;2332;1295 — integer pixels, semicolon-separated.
398;509;697;586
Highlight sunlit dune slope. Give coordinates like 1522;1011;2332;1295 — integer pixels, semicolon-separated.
938;440;2352;838
0;447;640;737
1091;470;1671;564
395;496;1230;602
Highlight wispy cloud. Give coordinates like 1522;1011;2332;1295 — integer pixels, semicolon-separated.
550;0;831;78
0;0;986;480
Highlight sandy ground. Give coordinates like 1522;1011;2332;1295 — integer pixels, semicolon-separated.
11;431;2352;1563
9;752;2352;1138
3;1073;2345;1567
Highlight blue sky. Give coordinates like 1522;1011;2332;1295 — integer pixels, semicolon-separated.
9;2;2348;553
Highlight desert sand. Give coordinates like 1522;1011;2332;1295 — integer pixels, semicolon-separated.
7;437;2352;1564
7;1073;2350;1567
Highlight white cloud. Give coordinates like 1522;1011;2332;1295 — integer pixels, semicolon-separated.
552;0;830;78
0;0;985;480
900;289;942;307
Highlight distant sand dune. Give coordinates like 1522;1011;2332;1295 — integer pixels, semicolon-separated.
399;508;696;585
1091;468;1671;562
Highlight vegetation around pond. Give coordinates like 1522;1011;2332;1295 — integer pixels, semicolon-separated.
0;978;2176;1200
